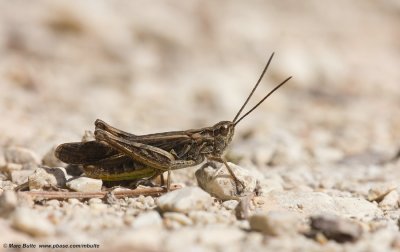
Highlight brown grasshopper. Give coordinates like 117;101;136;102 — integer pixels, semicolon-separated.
55;52;291;192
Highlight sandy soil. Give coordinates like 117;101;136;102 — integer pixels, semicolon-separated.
1;1;400;251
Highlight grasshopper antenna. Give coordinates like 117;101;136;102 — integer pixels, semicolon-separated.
234;76;292;126
232;52;275;123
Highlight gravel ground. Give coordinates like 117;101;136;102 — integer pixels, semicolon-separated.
1;1;400;251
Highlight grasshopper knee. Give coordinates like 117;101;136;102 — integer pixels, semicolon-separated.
95;119;107;129
94;129;107;141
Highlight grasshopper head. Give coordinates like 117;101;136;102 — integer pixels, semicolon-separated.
212;121;235;155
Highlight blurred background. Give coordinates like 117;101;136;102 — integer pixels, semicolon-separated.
0;0;399;164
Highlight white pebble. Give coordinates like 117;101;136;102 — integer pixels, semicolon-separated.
66;177;102;192
131;211;162;229
222;200;239;210
157;186;213;213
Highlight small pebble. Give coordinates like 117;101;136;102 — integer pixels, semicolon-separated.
157;186;213;213
131;201;146;210
196;226;246;246
137;195;146;203
67;198;81;205
0;190;18;217
309;215;363;243
3;163;22;173
235;196;252;220
12;207;55;237
66;177;102;192
11;170;35;185
379;190;399;210
195;162;258;200
222;200;239;210
249;211;300;236
4;147;40;165
90;202;107;210
45;199;60;208
0;180;15;191
28;166;68;190
143;196;155;207
131;211;162;229
164;212;193;227
256;175;284;195
368;183;398;202
188;211;217;225
88;198;103;205
17;192;34;208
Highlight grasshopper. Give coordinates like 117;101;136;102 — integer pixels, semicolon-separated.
55;52;291;192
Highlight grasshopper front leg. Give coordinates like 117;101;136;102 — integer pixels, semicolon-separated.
95;129;197;191
208;156;245;194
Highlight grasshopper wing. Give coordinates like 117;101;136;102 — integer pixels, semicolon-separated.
55;141;118;165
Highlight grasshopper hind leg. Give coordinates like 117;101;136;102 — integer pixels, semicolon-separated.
95;119;137;139
167;169;171;191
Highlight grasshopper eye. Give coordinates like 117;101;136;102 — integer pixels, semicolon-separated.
220;125;229;135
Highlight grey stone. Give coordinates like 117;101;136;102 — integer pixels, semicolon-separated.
235;195;252;220
156;186;213;213
195;162;258;200
309;214;363;243
66;177;103;192
28;166;69;190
